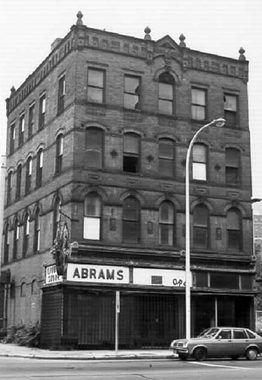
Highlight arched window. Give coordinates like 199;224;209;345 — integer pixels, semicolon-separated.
193;204;209;248
159;201;175;246
7;171;12;205
226;148;240;185
122;197;140;243
123;133;140;173
31;280;38;295
16;164;22;200
4;223;9;264
13;218;19;260
36;149;43;188
25;157;32;194
53;197;61;241
56;134;63;174
83;193;101;240
85;128;103;168
34;208;41;252
159;139;174;177
23;213;30;257
192;143;207;181
21;282;26;297
158;72;175;115
227;208;241;251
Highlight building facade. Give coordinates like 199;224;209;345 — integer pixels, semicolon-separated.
1;12;255;348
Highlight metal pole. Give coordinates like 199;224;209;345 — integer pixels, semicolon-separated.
185;119;224;339
115;291;120;355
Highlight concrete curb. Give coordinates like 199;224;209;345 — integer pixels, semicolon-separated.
0;353;176;360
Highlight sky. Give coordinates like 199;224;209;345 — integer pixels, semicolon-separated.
0;0;262;211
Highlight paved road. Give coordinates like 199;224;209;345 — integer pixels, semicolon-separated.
1;357;262;379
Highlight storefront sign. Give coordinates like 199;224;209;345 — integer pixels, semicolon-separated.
67;263;129;284
133;268;192;287
45;265;63;284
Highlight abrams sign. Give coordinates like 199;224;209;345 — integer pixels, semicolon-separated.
67;263;129;284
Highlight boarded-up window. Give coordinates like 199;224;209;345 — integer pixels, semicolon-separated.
85;128;103;168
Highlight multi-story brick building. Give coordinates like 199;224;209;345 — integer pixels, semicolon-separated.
1;12;255;348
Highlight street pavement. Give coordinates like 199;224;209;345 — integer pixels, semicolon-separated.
0;342;175;360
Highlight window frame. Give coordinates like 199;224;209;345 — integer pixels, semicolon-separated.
225;147;240;186
123;132;140;174
34;208;41;252
7;171;12;205
83;193;102;240
224;93;238;126
57;74;66;114
191;87;207;121
4;223;9;264
87;67;105;104
16;164;22;200
158;72;175;115
193;204;209;248
18;113;25;147
226;208;242;251
159;201;175;246
28;103;35;138
13;218;19;260
192;143;207;181
10;122;16;154
39;93;46;129
124;74;141;110
85;127;104;169
36;149;43;188
25;157;32;194
158;138;175;178
55;134;63;174
122;196;140;244
23;213;30;257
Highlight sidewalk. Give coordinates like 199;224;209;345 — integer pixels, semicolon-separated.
0;343;175;360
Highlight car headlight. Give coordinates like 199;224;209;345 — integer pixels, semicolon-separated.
182;342;188;348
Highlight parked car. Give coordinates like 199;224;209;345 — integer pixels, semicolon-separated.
170;327;262;361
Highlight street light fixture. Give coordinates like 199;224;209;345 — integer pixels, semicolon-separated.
185;118;225;340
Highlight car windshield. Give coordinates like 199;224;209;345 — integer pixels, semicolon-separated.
198;327;219;338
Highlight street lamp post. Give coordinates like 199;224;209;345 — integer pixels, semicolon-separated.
185;118;225;340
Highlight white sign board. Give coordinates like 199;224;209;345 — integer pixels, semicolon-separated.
133;268;192;287
67;263;129;284
45;265;63;284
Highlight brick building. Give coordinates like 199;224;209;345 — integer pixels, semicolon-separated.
1;12;255;348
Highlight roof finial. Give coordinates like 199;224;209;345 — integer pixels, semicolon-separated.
144;26;151;40
179;33;186;47
238;47;246;61
76;11;83;25
10;86;15;94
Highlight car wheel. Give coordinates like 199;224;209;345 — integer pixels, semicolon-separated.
178;354;187;361
246;347;258;360
194;347;206;361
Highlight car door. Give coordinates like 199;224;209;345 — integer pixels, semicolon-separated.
211;328;233;358
231;329;249;357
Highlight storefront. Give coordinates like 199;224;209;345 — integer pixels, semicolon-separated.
40;263;255;349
